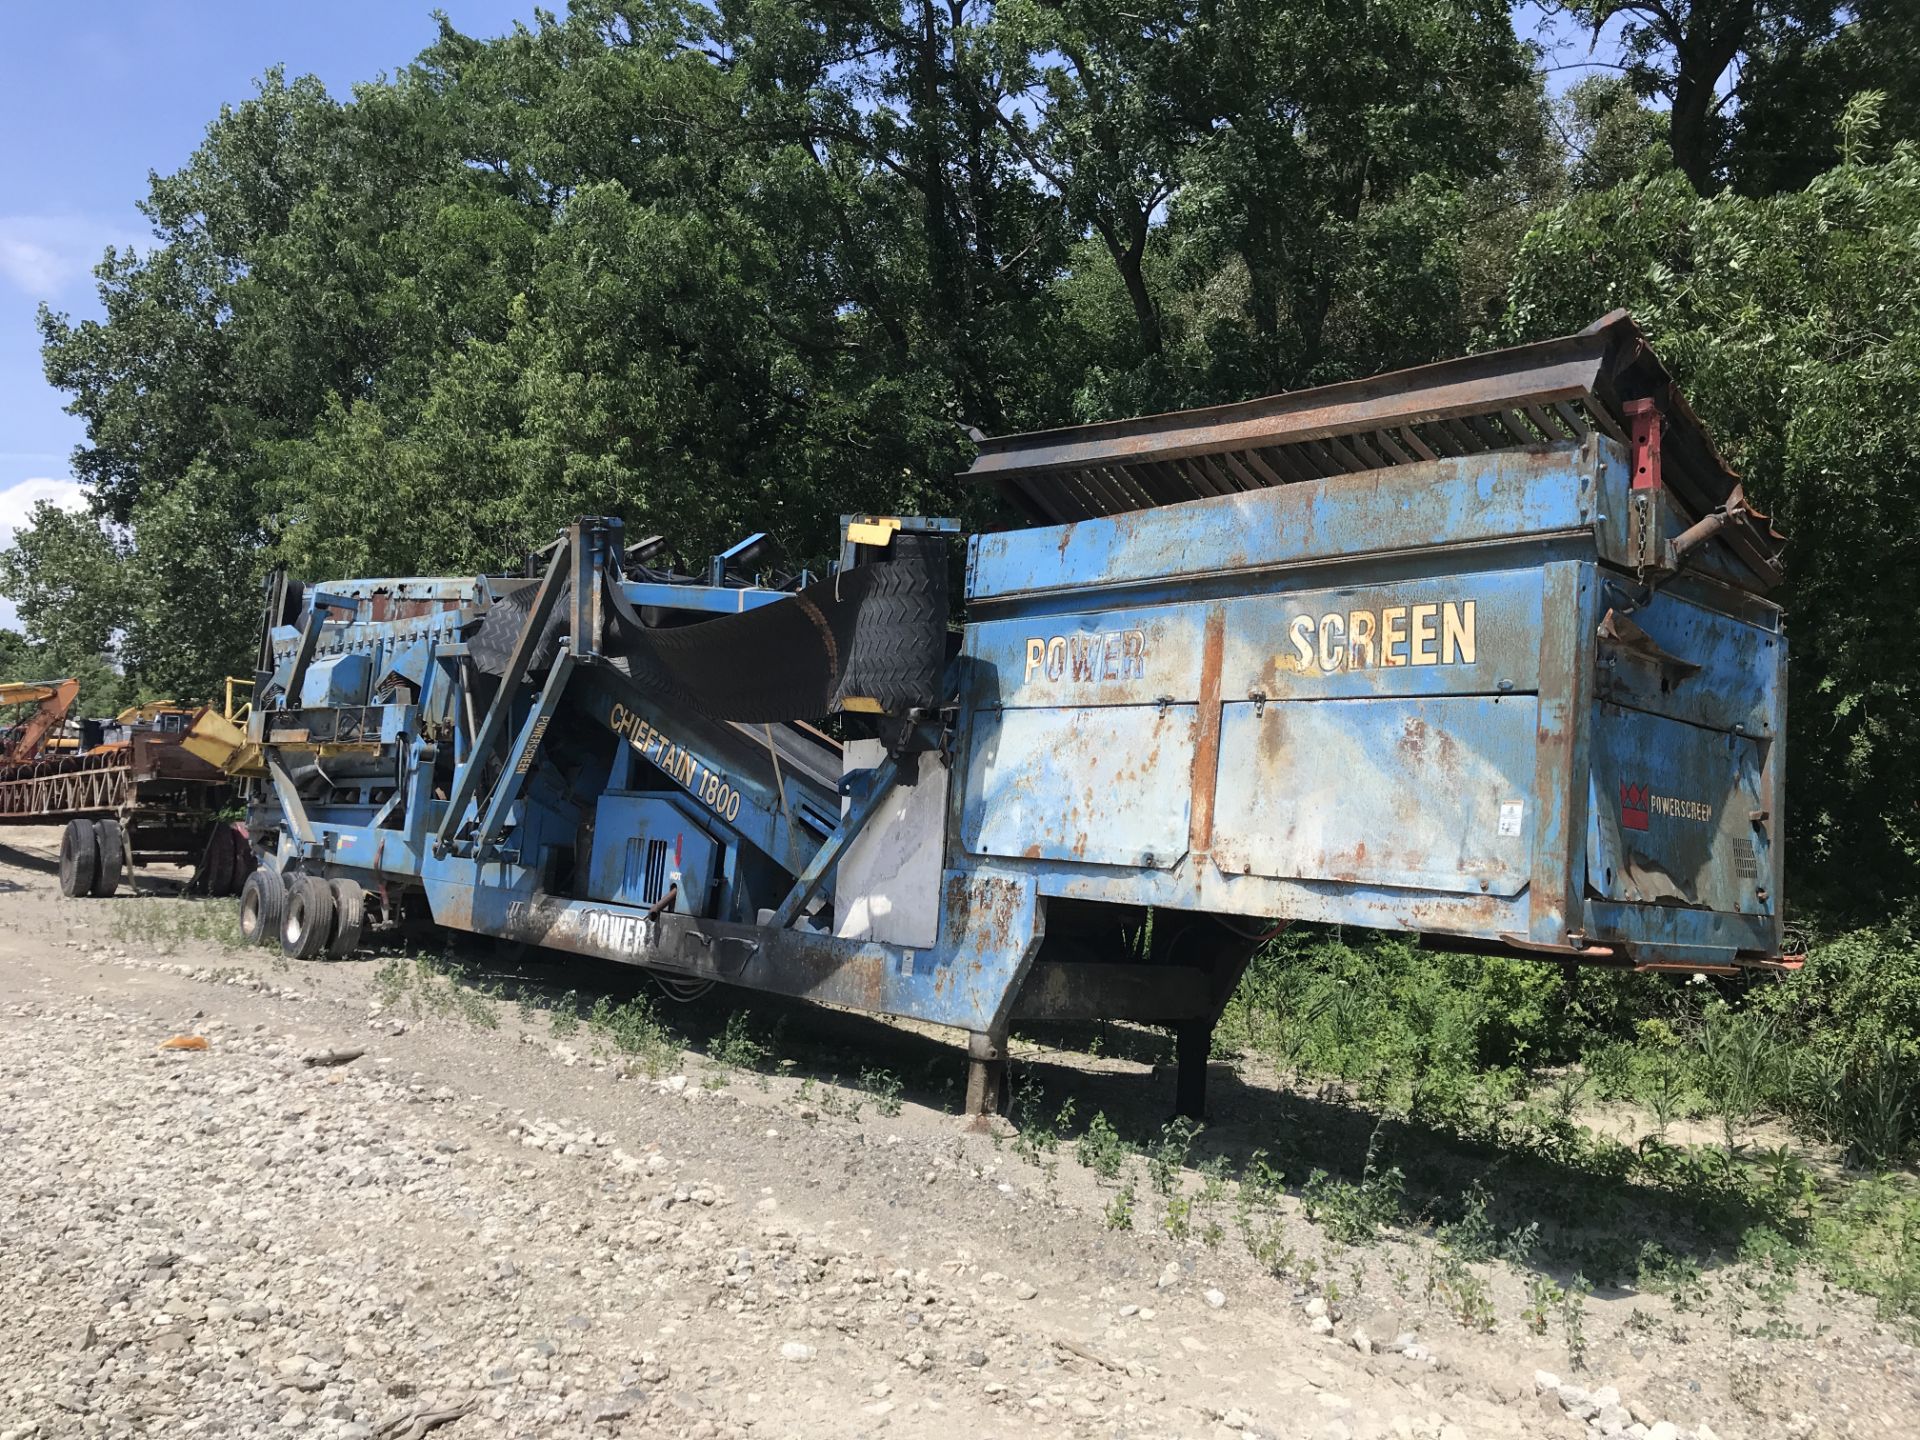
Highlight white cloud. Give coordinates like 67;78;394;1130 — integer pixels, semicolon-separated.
0;216;145;300
0;476;90;632
0;475;88;545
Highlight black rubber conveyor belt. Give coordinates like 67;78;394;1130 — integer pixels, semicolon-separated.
467;535;947;725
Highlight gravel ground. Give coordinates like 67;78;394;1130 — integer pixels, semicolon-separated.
0;828;1915;1440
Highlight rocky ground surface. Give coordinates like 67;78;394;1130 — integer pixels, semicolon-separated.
0;828;1915;1440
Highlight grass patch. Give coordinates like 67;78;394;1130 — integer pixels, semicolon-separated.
859;1066;904;1117
1212;920;1920;1329
368;952;504;1030
587;993;678;1077
109;898;246;954
1301;1129;1405;1245
711;1009;771;1071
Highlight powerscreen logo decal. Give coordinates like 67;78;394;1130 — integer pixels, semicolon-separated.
1620;781;1712;832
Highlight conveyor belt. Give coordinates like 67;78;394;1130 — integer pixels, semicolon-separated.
469;536;948;726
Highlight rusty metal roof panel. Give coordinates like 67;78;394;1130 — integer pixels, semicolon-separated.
965;312;1782;588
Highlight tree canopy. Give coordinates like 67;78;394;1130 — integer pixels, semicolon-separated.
6;0;1917;922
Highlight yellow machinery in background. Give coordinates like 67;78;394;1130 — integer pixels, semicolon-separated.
182;676;263;777
0;678;81;765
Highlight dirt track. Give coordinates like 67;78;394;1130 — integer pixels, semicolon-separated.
0;827;1913;1440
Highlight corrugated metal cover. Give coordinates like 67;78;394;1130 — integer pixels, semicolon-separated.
963;312;1782;589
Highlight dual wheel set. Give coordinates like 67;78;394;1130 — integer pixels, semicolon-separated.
237;867;368;960
57;818;256;900
57;817;128;898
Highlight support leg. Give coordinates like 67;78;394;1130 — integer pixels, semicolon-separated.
121;817;138;898
964;1029;1008;1121
1175;1019;1214;1120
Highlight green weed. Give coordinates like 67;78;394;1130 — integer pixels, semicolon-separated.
1499;1220;1541;1266
1162;1194;1193;1241
1522;1273;1563;1335
817;1075;864;1120
1635;1241;1708;1311
453;980;499;1030
1699;1005;1786;1152
1241;1148;1286;1207
1009;1075;1061;1162
1195;1157;1231;1247
1147;1117;1199;1197
1810;1173;1920;1328
1241;1212;1295;1276
712;1010;769;1071
860;1066;905;1117
587;993;677;1076
1425;1250;1495;1331
1075;1111;1129;1180
1436;1182;1497;1262
1234;1150;1294;1274
373;958;408;1009
1560;1274;1593;1369
1301;1131;1404;1245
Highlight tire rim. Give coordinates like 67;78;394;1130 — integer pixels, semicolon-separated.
287;900;306;946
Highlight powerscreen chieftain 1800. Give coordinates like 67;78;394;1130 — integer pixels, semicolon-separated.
221;312;1789;1115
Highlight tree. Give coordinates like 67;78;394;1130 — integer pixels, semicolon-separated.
1559;75;1671;192
995;0;1534;413
24;1;1535;673
0;501;136;716
1726;0;1920;194
1553;0;1844;193
986;0;1189;366
1165;0;1532;395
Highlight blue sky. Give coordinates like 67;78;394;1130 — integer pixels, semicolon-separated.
0;1;533;625
0;2;1613;629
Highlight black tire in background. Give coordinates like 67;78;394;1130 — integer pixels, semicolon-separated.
239;868;286;947
202;824;236;897
227;829;259;893
326;877;366;960
90;819;124;897
58;819;98;899
281;873;335;960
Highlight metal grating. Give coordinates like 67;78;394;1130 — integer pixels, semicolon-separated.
964;311;1782;589
626;836;672;905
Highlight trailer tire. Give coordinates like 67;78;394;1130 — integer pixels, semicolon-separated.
239;869;285;946
91;819;124;897
228;828;259;893
58;819;99;898
209;825;256;897
202;825;236;896
326;878;365;960
281;874;335;961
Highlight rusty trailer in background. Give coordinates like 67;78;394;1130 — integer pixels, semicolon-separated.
228;312;1788;1116
0;696;250;899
